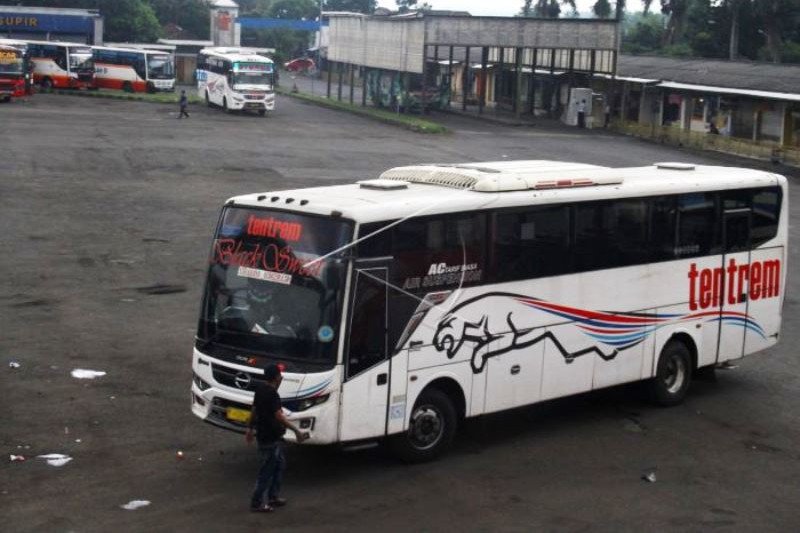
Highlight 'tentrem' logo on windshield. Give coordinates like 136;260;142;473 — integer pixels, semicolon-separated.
246;215;302;242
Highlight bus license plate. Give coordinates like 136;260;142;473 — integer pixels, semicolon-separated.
226;407;251;423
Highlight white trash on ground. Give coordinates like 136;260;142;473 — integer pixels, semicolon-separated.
9;361;21;369
37;453;73;467
9;454;26;462
121;500;151;510
641;470;657;483
71;369;107;379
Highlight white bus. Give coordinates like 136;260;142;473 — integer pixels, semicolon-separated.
190;161;787;461
26;40;94;90
92;46;175;93
196;47;275;115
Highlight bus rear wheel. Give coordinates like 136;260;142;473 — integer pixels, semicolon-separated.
649;340;693;406
387;388;457;463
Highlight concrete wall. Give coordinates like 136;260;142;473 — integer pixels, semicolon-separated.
425;17;619;50
328;16;425;73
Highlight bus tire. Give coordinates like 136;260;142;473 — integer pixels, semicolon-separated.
649;340;693;406
223;97;230;113
258;109;266;117
387;388;457;463
205;90;211;107
122;81;133;93
41;77;53;90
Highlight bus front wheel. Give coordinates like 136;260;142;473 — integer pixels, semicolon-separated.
258;109;266;117
388;388;457;463
205;90;211;107
649;340;693;406
223;97;231;113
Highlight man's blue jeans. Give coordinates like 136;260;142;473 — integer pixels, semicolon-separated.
250;440;285;508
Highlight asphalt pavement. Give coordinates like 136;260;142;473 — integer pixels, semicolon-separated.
1;93;799;532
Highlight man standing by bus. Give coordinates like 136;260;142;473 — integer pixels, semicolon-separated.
245;364;308;513
178;89;190;119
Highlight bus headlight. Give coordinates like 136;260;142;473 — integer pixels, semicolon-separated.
193;372;211;391
291;394;329;412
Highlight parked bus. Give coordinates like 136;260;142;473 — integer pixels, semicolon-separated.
26;40;94;90
196;47;275;115
93;46;175;93
190;161;787;462
0;42;27;101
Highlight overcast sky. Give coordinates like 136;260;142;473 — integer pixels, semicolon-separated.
374;0;647;16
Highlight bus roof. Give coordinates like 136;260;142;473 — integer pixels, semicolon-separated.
20;40;91;47
199;47;273;63
227;161;784;224
92;45;171;56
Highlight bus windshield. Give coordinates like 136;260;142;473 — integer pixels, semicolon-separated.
197;207;352;367
69;48;94;70
232;62;273;86
0;48;23;74
147;54;174;79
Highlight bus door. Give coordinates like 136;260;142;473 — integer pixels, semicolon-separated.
717;204;751;361
339;266;391;441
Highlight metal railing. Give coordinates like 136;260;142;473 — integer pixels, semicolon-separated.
612;120;800;168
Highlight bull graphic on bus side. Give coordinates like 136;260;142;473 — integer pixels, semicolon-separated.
432;292;625;374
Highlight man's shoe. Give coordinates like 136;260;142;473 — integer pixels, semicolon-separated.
250;503;275;513
268;498;287;507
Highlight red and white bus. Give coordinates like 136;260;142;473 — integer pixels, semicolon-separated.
92;46;175;93
190;160;788;461
0;42;27;101
26;40;94;90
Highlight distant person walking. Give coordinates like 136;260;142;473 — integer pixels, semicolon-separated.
178;89;190;119
245;364;308;513
577;99;587;129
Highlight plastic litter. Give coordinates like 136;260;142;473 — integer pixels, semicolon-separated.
176;450;184;459
71;369;106;379
121;500;151;510
9;361;21;369
37;453;73;467
10;454;26;462
641;471;657;483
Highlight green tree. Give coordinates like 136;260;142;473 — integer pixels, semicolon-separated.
660;0;691;46
593;0;613;17
20;0;161;42
147;0;209;39
622;11;666;53
270;0;320;19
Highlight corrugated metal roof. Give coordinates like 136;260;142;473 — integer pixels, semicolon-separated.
618;55;800;94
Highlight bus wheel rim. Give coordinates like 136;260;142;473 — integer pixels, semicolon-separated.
409;404;444;450
664;354;686;394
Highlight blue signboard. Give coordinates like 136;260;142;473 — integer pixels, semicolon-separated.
0;12;95;34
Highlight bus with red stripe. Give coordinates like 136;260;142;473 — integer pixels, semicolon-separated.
92;46;175;93
0;42;27;101
190;160;788;462
26;40;95;90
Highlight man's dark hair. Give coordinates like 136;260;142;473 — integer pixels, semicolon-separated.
264;364;282;382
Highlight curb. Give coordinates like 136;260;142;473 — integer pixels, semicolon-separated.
277;88;449;134
39;88;201;105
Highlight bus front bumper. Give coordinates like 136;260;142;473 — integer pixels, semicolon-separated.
190;351;338;444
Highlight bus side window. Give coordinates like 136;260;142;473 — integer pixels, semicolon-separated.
492;205;570;282
574;202;614;272
751;187;782;248
357;222;391;258
608;199;650;266
676;192;721;258
650;196;677;261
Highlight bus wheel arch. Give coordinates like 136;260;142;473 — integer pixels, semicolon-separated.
649;334;696;407
388;378;464;463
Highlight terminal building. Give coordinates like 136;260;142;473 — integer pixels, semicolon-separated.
0;5;103;44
